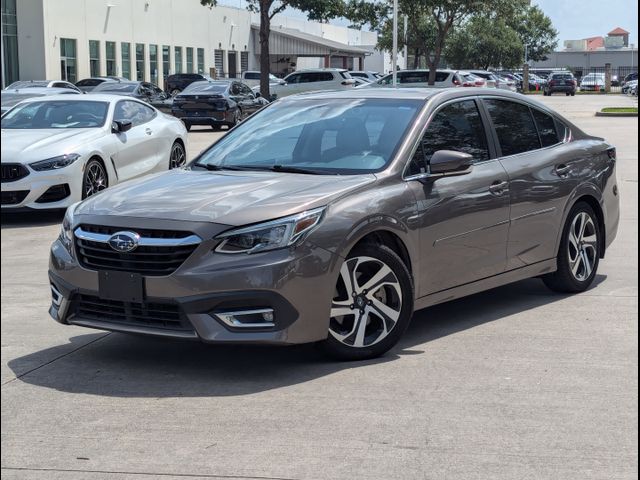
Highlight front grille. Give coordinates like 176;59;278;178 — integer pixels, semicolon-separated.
72;294;193;332
1;190;29;205
35;184;70;203
1;164;29;183
75;224;200;276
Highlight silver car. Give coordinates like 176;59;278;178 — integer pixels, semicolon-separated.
48;88;620;360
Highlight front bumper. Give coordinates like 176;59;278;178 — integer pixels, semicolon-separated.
48;228;341;345
1;162;82;210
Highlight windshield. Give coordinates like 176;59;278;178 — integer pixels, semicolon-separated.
92;83;137;93
194;98;421;175
1;100;109;129
182;82;228;93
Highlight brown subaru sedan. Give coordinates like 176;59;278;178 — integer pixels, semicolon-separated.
49;88;620;360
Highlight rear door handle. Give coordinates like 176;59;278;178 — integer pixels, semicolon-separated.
489;180;509;195
555;164;571;176
145;128;153;136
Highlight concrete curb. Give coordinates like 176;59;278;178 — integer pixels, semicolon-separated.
595;111;638;117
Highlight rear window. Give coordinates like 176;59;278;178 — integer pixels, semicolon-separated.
552;73;573;80
244;72;260;80
484;99;541;156
182;82;227;93
93;83;137;93
531;108;561;147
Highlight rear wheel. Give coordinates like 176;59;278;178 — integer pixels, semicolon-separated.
82;158;108;199
543;202;601;293
169;141;186;169
319;244;414;361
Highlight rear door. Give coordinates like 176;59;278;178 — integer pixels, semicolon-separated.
481;98;576;269
407;98;511;295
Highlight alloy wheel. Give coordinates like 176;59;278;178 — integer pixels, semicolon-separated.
169;142;186;169
83;161;108;198
329;256;403;348
567;211;598;282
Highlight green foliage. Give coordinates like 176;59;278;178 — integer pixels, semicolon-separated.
446;16;523;69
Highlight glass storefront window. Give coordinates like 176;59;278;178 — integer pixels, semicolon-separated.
89;40;100;77
136;43;145;81
106;41;116;76
186;47;194;73
174;46;183;74
60;38;77;83
2;0;19;86
150;44;158;85
121;42;131;79
197;48;204;74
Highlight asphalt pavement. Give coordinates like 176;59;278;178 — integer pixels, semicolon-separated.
1;94;637;480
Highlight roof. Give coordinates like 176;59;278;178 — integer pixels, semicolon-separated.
251;24;373;57
608;27;629;35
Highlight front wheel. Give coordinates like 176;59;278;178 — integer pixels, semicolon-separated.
82;158;108;199
543;202;601;293
318;244;414;361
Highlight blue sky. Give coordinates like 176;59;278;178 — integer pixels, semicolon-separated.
219;0;638;47
533;0;638;46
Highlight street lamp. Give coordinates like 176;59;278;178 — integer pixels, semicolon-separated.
391;0;398;87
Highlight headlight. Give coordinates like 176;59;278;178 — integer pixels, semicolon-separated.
215;207;326;254
30;153;81;171
59;202;80;251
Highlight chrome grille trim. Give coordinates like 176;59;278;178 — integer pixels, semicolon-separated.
74;227;202;247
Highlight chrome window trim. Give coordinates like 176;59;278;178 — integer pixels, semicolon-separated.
74;227;202;247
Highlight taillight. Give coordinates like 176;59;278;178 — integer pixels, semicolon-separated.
453;80;461;86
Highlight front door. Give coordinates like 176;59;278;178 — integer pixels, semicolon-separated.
407;98;511;296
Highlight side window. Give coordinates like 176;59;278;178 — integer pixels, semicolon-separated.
531;108;561;147
434;72;449;82
240;83;253;96
484;99;541;156
408;100;489;175
286;74;300;84
114;100;156;127
230;83;242;95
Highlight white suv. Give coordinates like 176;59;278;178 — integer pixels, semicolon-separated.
366;69;464;88
267;69;356;99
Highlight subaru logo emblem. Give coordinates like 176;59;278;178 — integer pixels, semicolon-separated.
108;231;140;253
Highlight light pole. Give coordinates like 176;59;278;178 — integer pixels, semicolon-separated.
632;44;635;71
391;0;398;87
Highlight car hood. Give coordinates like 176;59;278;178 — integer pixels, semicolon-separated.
1;128;105;163
75;168;376;225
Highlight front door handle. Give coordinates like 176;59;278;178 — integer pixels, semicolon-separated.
145;128;153;136
489;180;509;195
555;164;571;176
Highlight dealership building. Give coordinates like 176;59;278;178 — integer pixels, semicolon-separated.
1;0;395;89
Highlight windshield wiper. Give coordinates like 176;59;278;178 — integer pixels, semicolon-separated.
191;163;253;172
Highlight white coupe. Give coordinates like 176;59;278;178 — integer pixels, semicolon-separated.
1;94;188;210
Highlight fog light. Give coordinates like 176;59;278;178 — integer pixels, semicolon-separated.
213;308;275;328
50;284;63;307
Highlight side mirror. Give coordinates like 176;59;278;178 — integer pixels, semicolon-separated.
429;150;473;176
112;119;133;133
254;91;261;98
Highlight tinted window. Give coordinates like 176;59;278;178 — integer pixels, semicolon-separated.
409;100;489;175
484;99;541;156
114;100;156;126
244;72;260;80
76;79;103;87
93;82;137;93
182;82;227;94
299;72;333;83
531;108;560;147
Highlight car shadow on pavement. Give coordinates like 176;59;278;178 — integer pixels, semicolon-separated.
7;275;606;398
1;210;65;229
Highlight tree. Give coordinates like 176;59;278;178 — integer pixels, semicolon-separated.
201;0;345;99
509;5;558;62
445;17;524;70
376;2;438;69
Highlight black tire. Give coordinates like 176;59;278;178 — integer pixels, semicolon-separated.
571;92;575;96
566;92;570;96
318;244;414;361
543;202;601;293
82;158;108;199
169;141;186;169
